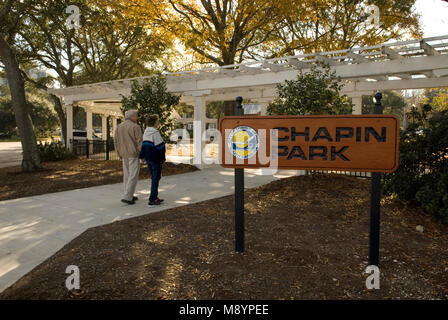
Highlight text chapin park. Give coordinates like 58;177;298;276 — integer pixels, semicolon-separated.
220;115;399;173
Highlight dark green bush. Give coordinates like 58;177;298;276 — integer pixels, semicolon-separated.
383;106;448;223
121;75;181;141
267;63;353;116
37;141;77;162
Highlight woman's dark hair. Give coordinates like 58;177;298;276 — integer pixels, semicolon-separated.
145;114;159;127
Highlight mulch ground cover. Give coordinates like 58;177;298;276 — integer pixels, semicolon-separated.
0;174;447;299
0;159;197;201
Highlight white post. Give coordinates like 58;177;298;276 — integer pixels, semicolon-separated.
66;104;73;150
193;95;206;169
86;107;93;154
259;102;269;115
257;98;272;115
101;115;108;140
86;107;93;139
112;116;118;136
352;96;363;115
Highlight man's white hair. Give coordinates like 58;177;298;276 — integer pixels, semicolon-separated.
124;109;138;120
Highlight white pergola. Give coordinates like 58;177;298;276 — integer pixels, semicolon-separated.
49;34;448;166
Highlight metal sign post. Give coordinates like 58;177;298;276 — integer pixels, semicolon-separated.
369;92;383;266
234;96;245;252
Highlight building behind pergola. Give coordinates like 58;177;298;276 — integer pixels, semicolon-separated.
49;35;448;166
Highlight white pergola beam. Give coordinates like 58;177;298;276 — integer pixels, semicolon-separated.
382;46;402;60
209;88;277;102
342;76;448;92
184;90;212;97
347;51;370;63
287;58;313;69
198;70;227;79
394;73;412;80
60;89;132;103
368;75;388;81
218;68;238;76
420;40;440;56
315;54;344;66
55;54;448;105
262;61;289;72
195;71;213;79
433;68;448;77
238;65;266;75
49;35;448;127
177;55;448;93
420;71;435;78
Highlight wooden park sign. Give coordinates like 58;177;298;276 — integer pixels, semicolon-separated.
219;115;399;173
221;94;398;269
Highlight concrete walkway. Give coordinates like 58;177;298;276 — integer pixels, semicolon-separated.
0;165;299;293
0;142;22;168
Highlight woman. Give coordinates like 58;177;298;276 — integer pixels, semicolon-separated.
139;114;166;207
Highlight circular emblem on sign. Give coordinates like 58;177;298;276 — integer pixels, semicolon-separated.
227;126;259;160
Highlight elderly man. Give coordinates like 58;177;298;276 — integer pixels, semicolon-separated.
114;109;143;205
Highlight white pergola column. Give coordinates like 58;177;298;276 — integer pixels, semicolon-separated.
190;91;212;169
185;90;211;169
85;107;94;154
65;104;73;150
101;114;108;140
193;95;206;169
351;96;363;115
112;116;118;135
260;104;268;116
86;107;93;140
257;98;272;115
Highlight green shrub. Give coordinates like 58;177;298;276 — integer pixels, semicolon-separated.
267;63;353;115
121;75;181;141
37;141;77;162
383;106;448;224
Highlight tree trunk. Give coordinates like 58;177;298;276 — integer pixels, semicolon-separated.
49;93;67;145
0;35;41;171
19;73;68;145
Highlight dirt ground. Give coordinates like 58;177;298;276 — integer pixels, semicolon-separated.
0;159;197;201
1;174;447;300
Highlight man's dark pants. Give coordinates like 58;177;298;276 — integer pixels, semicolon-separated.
147;161;162;202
